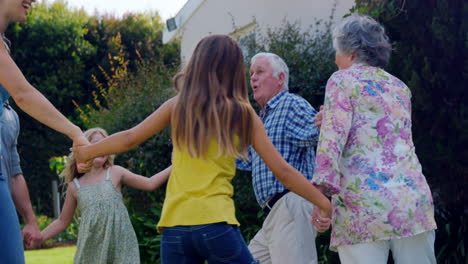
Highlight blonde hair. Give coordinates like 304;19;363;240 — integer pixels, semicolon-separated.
61;128;115;185
172;35;255;158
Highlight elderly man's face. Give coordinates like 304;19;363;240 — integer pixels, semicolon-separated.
250;57;284;109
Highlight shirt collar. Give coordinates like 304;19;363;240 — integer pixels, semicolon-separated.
261;90;288;114
350;62;371;69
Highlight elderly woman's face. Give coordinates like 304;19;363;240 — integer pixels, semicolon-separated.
335;51;355;70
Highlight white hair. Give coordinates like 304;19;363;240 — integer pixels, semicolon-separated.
251;52;289;90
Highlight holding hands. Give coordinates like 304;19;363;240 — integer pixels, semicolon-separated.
311;206;332;232
71;133;92;173
23;224;43;249
310;183;332;232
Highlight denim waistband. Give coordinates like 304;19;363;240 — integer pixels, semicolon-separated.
164;222;230;232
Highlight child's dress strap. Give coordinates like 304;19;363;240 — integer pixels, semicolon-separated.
106;167;111;180
73;178;81;189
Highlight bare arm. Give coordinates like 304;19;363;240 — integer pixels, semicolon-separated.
251;115;331;217
10;174;41;248
73;97;175;162
0;40;87;145
121;166;172;191
41;184;78;242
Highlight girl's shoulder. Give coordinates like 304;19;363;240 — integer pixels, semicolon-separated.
108;164;125;171
66;181;79;199
108;165;129;179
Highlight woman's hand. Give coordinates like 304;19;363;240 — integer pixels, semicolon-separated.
311;183;332;232
22;223;42;249
311;206;331;232
72;134;91;173
72;133;90;149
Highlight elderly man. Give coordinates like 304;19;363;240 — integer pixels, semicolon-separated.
1;101;42;249
237;52;320;263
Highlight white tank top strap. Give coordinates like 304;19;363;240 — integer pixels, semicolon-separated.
73;178;81;189
106;167;111;180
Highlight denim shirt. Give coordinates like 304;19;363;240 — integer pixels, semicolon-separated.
0;85;22;189
0;84;10;117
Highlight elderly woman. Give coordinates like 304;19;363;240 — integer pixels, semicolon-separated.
0;0;88;263
311;15;437;264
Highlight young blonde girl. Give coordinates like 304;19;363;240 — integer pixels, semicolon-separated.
40;128;170;264
73;35;331;263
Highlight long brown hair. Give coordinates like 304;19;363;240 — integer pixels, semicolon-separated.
172;35;255;158
61;128;115;185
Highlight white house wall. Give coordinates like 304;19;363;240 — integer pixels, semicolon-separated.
171;0;355;63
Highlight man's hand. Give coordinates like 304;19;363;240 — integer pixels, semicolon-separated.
314;105;324;128
22;223;42;249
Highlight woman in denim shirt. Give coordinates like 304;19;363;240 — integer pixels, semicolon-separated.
0;1;88;263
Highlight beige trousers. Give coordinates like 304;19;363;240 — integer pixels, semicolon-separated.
248;192;318;264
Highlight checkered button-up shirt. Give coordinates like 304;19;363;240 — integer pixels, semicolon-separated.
237;90;319;206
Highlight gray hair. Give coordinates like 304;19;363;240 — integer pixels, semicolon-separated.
332;14;392;68
251;52;289;90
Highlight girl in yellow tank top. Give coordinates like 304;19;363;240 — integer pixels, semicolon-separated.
73;35;332;264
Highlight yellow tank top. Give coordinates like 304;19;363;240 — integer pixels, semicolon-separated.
157;140;240;231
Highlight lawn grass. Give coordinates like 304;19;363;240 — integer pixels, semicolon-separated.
25;246;76;264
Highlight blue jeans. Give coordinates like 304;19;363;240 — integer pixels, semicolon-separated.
0;170;25;264
161;222;257;264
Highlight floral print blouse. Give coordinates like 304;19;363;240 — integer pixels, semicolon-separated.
312;64;436;251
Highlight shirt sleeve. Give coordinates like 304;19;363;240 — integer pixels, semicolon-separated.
285;98;320;147
10;109;22;177
235;146;252;171
311;71;353;196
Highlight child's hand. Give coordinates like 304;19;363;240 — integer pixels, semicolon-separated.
23;227;43;249
77;162;92;174
311;206;331;232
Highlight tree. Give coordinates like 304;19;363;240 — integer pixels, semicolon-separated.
6;1;96;214
5;1;180;218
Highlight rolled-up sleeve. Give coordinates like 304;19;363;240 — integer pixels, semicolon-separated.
9;127;22;177
236;146;252;171
286;99;320;147
312;72;353;196
1;107;23;178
